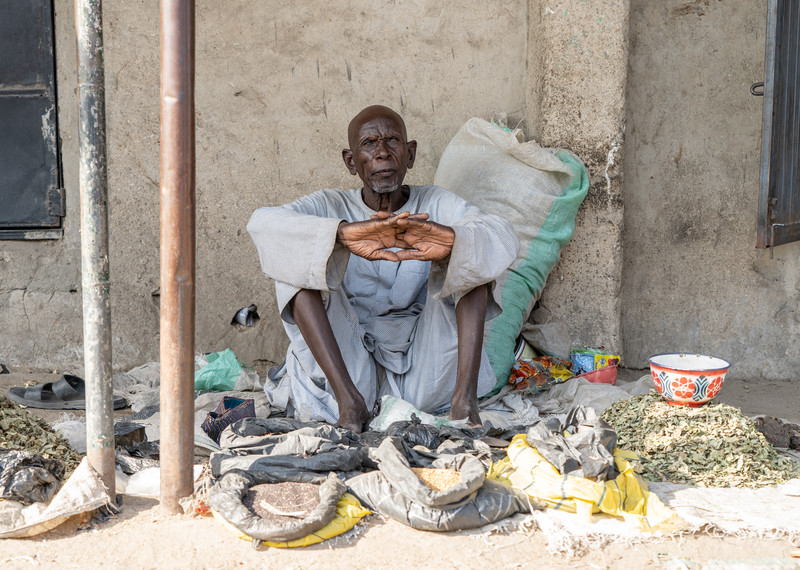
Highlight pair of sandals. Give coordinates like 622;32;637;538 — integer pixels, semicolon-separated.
6;374;127;410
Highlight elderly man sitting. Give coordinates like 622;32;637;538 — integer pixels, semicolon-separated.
247;105;519;432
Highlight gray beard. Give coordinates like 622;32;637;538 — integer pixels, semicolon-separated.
371;184;400;194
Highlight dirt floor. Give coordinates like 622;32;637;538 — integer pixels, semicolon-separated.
1;367;799;569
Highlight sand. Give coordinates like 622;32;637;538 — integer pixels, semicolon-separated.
1;368;799;569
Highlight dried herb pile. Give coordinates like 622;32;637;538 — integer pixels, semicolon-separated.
0;396;83;476
601;392;800;488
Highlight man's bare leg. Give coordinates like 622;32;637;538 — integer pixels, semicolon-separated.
289;288;371;433
449;284;489;426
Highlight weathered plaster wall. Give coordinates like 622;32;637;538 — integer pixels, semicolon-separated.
2;0;535;372
0;1;83;369
622;0;800;379
526;0;629;355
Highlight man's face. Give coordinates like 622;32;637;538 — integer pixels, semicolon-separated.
343;113;416;194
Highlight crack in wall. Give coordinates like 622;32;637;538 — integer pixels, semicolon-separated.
19;289;35;356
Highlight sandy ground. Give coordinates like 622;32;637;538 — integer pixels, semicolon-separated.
1;367;799;569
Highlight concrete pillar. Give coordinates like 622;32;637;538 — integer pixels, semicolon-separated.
524;0;630;355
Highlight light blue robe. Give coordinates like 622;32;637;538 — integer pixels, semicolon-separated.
247;185;519;423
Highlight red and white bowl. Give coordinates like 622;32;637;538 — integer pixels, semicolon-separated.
648;353;731;407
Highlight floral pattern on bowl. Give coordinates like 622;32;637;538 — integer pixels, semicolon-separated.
648;353;731;407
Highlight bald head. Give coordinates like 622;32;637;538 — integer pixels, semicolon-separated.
347;105;407;150
342;104;417;199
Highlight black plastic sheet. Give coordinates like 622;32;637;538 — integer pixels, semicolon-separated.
0;449;64;504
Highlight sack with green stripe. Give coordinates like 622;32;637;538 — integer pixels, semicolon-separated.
434;118;589;394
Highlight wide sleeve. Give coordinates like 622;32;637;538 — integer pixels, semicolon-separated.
424;188;520;318
246;191;351;293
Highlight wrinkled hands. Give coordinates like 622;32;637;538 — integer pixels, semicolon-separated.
336;211;455;262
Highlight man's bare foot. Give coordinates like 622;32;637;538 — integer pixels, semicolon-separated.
336;401;371;434
449;395;482;428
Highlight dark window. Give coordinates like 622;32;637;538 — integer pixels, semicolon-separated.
0;0;63;239
757;0;800;251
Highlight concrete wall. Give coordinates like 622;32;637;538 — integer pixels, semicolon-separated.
20;0;788;385
622;0;800;380
2;0;540;372
527;0;629;356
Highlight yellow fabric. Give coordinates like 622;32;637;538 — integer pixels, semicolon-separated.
212;492;370;548
489;434;686;533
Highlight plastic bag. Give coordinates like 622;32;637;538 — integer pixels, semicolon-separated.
194;349;260;391
569;344;620;375
348;472;527;532
0;457;114;539
0;450;64;504
384;416;443;450
507;355;572;392
347;437;529;531
490;434;685;532
210;418;364;480
520;306;572;361
369;395;470;432
213;492;369;548
116;464;203;498
525;406;617;480
373;437;486;507
529;377;632;414
52;413;87;454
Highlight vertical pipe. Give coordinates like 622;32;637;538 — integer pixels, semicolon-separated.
75;0;116;495
159;0;196;513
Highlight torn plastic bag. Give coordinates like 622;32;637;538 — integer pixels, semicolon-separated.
347;437;529;531
209;470;347;542
525;405;618;481
0;450;64;504
0;457;114;538
399;435;495;472
124;440;160;460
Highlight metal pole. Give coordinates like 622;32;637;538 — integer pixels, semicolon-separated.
75;0;116;495
159;0;196;513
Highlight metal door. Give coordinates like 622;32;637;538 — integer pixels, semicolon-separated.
0;0;63;238
757;0;800;250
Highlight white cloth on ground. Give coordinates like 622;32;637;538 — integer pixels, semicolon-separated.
247;185;520;423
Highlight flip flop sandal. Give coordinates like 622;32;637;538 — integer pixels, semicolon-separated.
6;374;127;410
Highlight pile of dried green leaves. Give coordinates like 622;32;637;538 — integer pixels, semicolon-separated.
601;391;800;488
0;396;83;476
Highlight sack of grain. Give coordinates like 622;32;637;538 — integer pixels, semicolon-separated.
347;436;530;531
